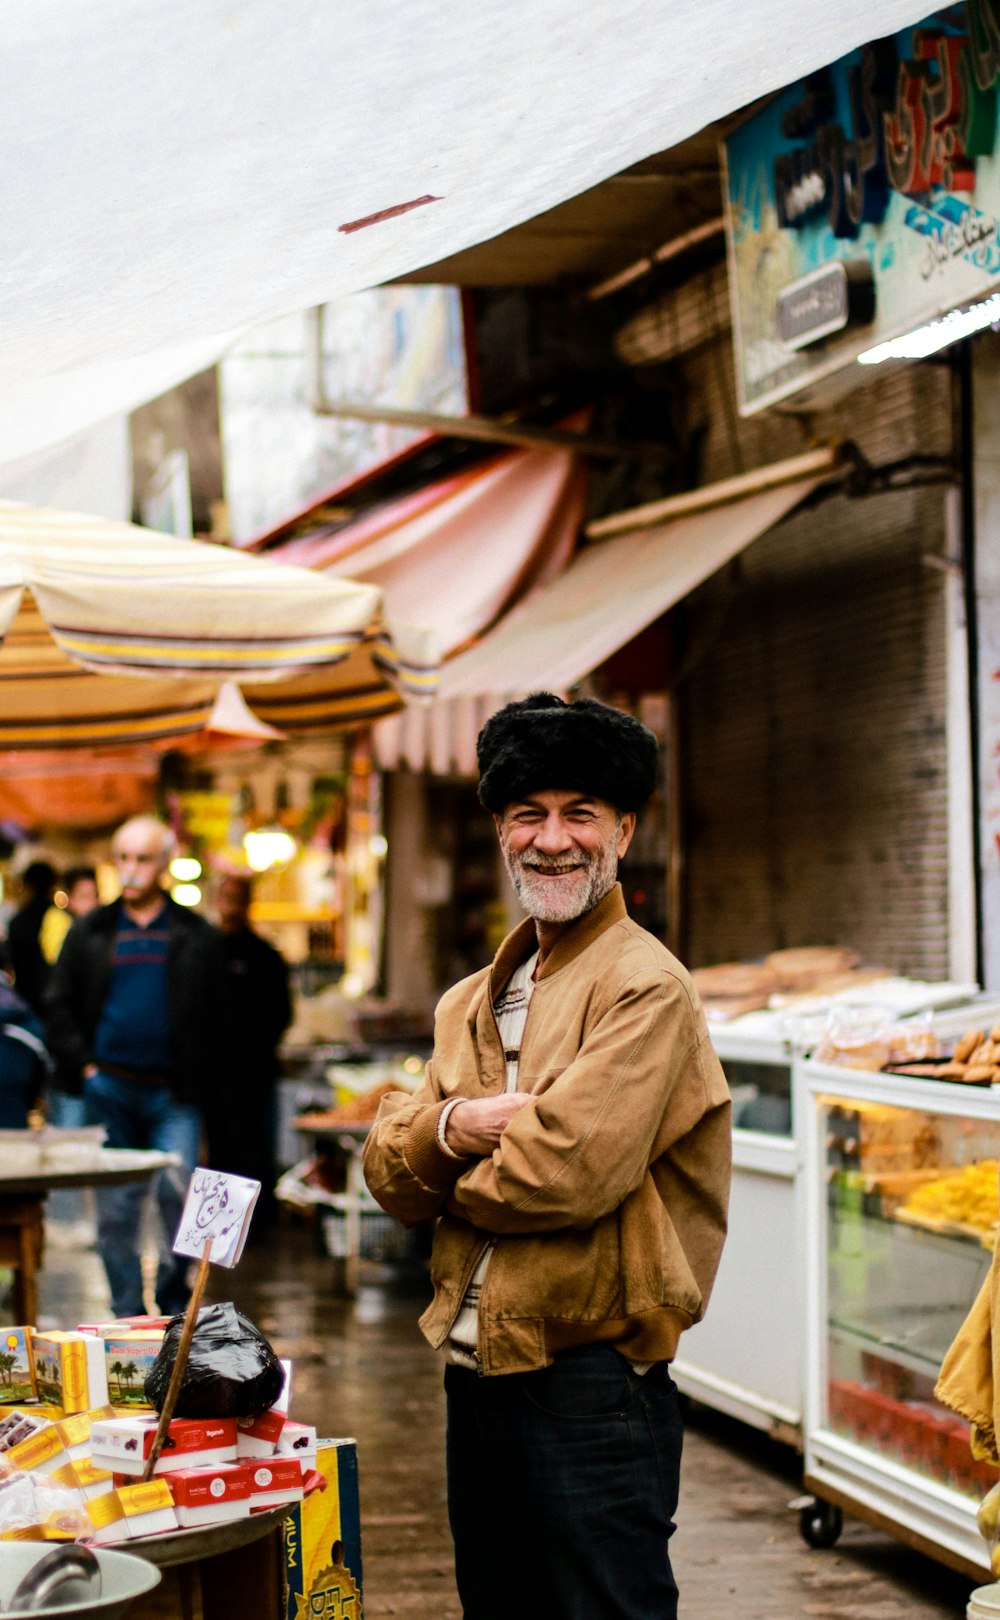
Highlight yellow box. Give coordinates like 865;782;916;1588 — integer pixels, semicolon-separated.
283;1439;362;1619
7;1425;62;1472
30;1334;106;1415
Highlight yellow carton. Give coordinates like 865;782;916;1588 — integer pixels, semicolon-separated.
30;1334;106;1415
283;1439;362;1619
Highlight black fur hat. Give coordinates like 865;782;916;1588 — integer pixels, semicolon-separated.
477;693;659;813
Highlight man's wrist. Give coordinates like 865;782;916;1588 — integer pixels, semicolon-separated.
437;1097;470;1159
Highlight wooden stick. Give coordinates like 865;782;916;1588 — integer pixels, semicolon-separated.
141;1240;213;1483
309;399;666;462
583;446;843;540
586;216;726;302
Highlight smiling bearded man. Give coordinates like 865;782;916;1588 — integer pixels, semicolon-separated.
364;693;732;1620
498;792;626;925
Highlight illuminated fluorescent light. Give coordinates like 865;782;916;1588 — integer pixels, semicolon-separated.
172;883;202;907
170;856;202;882
243;826;297;873
858;292;1000;365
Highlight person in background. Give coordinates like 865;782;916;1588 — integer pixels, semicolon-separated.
0;974;50;1128
44;816;221;1317
40;865;100;968
206;873;291;1222
6;861;57;1016
40;864;102;1231
364;694;732;1620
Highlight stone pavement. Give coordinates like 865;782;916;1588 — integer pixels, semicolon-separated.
38;1222;979;1618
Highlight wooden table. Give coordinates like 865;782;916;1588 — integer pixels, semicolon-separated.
0;1150;173;1324
118;1505;293;1620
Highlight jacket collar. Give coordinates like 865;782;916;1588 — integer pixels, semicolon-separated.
490;882;627;994
93;894;185;933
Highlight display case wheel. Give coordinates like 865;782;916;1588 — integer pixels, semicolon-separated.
799;1499;843;1549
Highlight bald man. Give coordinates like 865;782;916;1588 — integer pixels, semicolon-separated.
45;815;222;1317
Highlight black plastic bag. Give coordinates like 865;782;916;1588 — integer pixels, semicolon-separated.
144;1301;285;1419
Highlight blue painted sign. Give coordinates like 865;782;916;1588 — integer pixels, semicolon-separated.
725;2;1000;411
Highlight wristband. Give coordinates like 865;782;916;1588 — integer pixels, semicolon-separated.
437;1097;468;1159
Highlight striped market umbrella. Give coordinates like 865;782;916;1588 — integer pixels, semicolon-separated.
0;501;439;749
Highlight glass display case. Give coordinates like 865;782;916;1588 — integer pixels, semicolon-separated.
797;1056;1000;1577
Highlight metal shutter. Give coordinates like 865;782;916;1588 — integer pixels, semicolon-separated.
678;350;953;978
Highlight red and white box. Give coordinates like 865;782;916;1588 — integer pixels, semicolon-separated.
77;1316;173;1336
247;1456;303;1512
168;1462;251;1528
276;1421;316;1468
236;1409;285;1459
91;1414;237;1476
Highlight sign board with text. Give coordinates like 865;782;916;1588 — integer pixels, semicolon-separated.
725;2;1000;412
173;1169;260;1269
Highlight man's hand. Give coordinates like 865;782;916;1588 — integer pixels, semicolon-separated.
445;1094;532;1157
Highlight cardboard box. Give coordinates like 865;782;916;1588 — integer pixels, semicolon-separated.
168;1462;251;1528
246;1456;303;1511
86;1479;177;1544
283;1440;362;1620
92;1414;237;1476
6;1423;63;1474
0;1410;52;1455
0;1328;36;1403
102;1333;162;1411
77;1316;173;1335
5;1401;116;1477
49;1457;114;1501
277;1421;316;1468
54;1405;115;1461
236;1409;285;1458
30;1332;107;1414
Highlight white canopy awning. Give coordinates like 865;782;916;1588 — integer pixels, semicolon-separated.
1;2;930;462
438;472;826;698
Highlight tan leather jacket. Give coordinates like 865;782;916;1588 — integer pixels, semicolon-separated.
363;886;732;1375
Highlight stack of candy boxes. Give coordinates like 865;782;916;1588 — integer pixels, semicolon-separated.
0;1317;311;1544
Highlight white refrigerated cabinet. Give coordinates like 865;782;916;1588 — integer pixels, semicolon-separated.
671;989;993;1449
671;1018;801;1441
795;1055;1000;1577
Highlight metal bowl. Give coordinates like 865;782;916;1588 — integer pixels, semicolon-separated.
0;1544;160;1617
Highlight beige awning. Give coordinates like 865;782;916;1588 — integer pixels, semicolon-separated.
438;471;827;699
0;500;439;750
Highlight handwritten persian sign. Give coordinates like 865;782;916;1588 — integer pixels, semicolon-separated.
173;1168;260;1268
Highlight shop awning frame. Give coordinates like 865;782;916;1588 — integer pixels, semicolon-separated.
438;448;841;699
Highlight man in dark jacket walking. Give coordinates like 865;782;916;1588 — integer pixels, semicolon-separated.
45;815;220;1317
206;874;291;1220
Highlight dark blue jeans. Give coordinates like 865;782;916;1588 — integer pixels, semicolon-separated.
83;1070;200;1318
445;1344;683;1620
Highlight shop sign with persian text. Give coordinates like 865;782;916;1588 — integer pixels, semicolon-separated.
725;3;1000;412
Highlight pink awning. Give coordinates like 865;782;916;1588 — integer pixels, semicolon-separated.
438;476;825;698
263;441;587;663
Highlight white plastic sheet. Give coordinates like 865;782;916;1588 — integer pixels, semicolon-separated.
1;0;930;456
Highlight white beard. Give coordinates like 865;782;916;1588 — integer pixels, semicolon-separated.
500;831;620;924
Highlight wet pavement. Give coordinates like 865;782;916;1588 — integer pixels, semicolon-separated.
35;1217;979;1618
